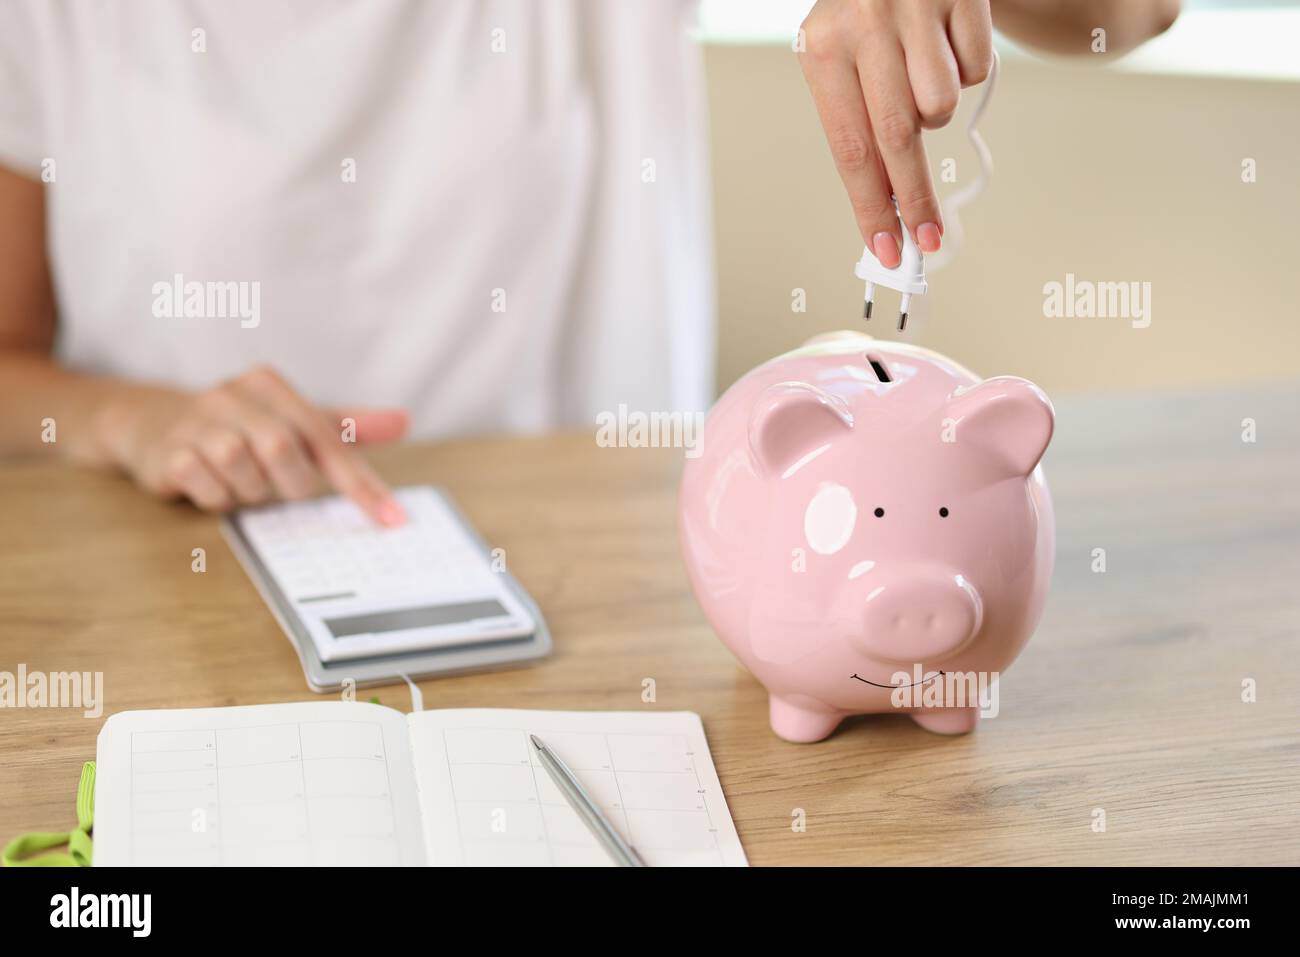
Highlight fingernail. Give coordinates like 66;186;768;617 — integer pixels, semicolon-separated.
872;232;900;268
377;500;407;527
917;222;942;253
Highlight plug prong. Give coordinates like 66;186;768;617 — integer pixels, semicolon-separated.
863;282;874;321
897;292;911;331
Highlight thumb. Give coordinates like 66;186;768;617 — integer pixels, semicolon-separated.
327;408;410;446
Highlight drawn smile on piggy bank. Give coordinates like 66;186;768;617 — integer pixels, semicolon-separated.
850;671;944;690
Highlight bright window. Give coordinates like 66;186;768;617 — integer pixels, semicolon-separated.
694;0;1300;81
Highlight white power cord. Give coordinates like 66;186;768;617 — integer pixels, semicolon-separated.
399;672;424;712
856;50;1000;331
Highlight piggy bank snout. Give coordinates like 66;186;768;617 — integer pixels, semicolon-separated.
857;572;983;662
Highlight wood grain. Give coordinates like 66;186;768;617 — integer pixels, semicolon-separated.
1;384;1297;865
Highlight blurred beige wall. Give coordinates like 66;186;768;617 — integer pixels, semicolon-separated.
704;44;1299;397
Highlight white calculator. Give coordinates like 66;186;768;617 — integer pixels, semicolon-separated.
223;486;551;690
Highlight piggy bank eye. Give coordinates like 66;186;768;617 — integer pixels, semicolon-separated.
939;507;950;518
804;483;856;555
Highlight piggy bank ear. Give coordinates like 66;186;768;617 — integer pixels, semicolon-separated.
748;382;853;476
944;376;1054;477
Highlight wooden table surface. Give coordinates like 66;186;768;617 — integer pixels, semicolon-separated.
2;383;1298;866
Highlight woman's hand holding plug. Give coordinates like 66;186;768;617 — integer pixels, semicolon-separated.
799;0;995;267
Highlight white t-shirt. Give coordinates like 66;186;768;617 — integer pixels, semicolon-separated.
0;0;715;439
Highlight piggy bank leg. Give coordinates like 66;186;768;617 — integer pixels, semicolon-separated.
770;694;843;743
911;706;979;735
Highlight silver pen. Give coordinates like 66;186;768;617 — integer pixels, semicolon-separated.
529;733;648;867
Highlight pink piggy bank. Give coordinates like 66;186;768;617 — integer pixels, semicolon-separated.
679;332;1054;743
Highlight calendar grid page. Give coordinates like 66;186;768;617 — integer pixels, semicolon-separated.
407;709;748;867
93;703;426;866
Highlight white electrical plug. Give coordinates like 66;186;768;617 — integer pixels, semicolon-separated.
852;50;1001;334
854;201;927;331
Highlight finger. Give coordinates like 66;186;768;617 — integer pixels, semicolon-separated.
211;388;321;501
244;419;321;502
196;426;273;505
324;450;404;526
159;446;233;512
858;37;943;252
199;383;321;502
240;368;405;526
326;408;410;446
799;46;900;264
899;15;962;130
948;0;995;87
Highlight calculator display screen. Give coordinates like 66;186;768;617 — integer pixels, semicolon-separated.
323;599;512;639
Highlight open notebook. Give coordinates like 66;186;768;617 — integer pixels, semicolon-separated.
93;702;747;867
